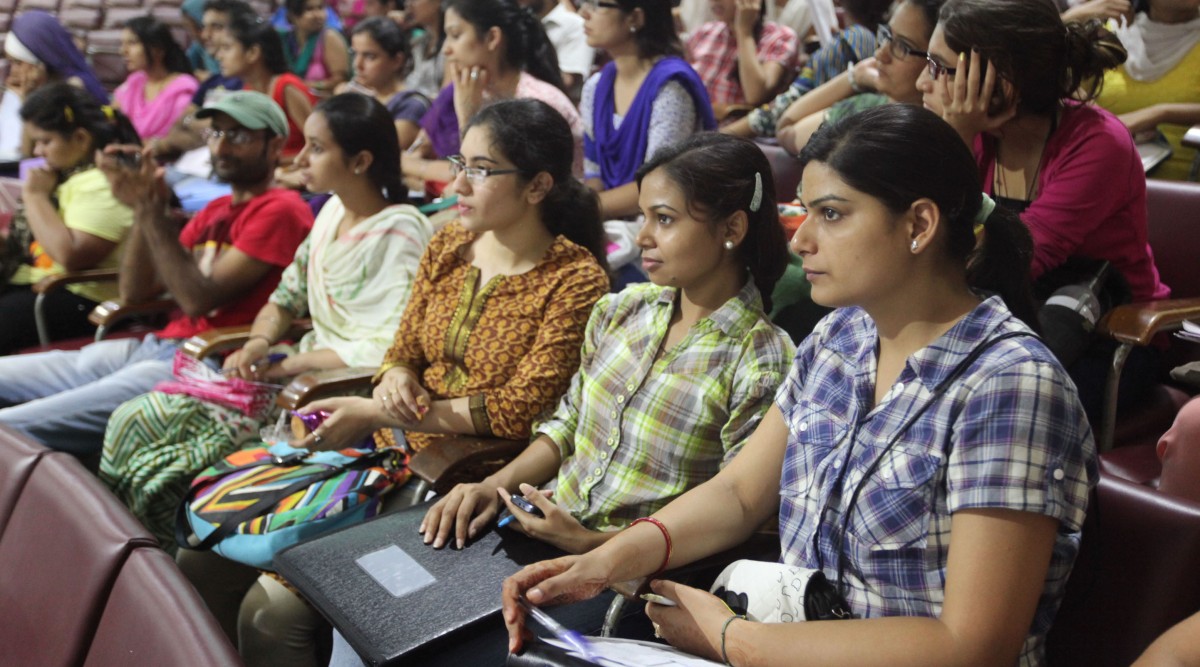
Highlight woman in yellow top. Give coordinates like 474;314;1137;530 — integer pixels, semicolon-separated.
1099;0;1200;181
1;83;139;354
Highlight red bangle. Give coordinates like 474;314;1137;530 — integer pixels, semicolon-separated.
631;517;672;578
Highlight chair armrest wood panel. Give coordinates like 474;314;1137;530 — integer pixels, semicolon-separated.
275;366;377;411
87;298;177;328
181;320;314;359
408;436;527;495
1098;297;1200;346
30;268;119;294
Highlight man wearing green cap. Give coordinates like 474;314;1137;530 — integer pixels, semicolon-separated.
0;90;312;458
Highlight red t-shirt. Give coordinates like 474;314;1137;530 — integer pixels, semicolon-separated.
157;188;313;340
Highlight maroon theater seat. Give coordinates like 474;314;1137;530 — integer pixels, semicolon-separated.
83;548;241;667
0;424;47;537
1046;474;1200;667
0;452;156;667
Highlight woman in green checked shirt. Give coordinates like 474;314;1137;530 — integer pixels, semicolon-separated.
419;133;795;553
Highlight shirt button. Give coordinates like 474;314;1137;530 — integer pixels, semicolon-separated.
607;437;615;446
626;383;635;391
894;382;905;394
599;451;608;460
593;467;602;476
617;395;626;403
832;459;841;469
584;476;592;484
610;410;617;418
798;422;808;432
1053;468;1065;481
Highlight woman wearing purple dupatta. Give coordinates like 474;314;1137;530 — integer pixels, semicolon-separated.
579;0;716;220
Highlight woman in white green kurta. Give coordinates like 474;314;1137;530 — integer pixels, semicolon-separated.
99;94;433;549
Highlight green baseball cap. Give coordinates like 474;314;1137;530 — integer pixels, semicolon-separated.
195;90;289;139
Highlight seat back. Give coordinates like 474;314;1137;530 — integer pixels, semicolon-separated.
0;452;156;667
757;141;803;203
1046;474;1200;667
83;548;242;667
0;425;46;537
1145;178;1200;300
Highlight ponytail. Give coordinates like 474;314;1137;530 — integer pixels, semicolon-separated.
20;82;142;156
965;200;1039;330
444;0;565;92
464;99;608;271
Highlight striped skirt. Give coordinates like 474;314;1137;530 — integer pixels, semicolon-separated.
99;391;265;551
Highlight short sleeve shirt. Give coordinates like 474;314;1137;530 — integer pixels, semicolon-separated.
775;296;1095;666
156;188;313;339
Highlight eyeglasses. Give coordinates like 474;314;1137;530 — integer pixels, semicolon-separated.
447;155;523;186
875;24;928;61
201;127;262;145
579;0;621;11
925;54;957;81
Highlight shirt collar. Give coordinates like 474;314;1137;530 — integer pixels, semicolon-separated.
648;278;766;338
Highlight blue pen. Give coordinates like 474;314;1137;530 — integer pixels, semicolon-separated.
519;598;596;662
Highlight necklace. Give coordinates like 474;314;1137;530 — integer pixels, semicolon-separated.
992;116;1057;203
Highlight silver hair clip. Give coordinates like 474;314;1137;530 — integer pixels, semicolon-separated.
749;172;763;213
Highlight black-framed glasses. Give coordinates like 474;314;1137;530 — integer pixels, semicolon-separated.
875;24;928;61
447;155;522;186
201;127;262;146
579;0;621;11
925;54;957;81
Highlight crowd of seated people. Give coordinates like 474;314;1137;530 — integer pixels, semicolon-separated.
0;0;1198;665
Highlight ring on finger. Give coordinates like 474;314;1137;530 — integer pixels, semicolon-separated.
470;69;478;81
313;432;324;445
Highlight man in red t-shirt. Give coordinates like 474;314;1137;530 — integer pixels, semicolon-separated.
0;91;312;457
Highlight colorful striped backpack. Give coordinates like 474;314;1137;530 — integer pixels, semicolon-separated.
175;442;410;570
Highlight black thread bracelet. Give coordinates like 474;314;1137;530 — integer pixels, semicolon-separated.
721;613;746;666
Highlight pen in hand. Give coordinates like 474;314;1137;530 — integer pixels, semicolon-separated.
518;597;596;661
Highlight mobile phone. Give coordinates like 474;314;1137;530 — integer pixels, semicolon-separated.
116;151;142;169
496;493;545;528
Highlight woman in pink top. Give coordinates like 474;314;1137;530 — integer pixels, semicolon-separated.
114;16;199;140
919;0;1169;420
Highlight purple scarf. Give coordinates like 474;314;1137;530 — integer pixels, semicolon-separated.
420;85;461;159
585;57;716;190
13;11;109;104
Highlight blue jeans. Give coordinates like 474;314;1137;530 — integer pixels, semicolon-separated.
0;335;179;456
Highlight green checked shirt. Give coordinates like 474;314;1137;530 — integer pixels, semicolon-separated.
540;280;794;532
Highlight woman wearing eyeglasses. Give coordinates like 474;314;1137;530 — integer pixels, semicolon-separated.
917;0;1168;422
577;0;716;220
777;0;943;156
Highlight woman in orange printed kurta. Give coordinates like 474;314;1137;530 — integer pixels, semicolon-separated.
297;98;610;454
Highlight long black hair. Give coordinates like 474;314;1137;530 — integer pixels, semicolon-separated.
444;0;565;91
125;15;194;75
21;82;141;159
464;99;608;271
635;133;789;312
799;104;1038;327
315;93;405;203
938;0;1126;115
227;13;290;75
352;16;411;62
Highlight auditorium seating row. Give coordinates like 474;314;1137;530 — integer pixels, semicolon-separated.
0;425;241;667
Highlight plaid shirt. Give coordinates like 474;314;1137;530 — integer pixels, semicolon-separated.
541;281;793;532
776;297;1095;667
687;21;799;106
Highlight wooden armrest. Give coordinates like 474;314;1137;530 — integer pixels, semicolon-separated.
1098;297;1200;346
181;319;314;359
1183;124;1200;150
87;297;177;328
275;366;376;411
408;436;526;495
31;268;120;295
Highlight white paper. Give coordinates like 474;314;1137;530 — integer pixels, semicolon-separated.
544;636;724;667
355;545;437;598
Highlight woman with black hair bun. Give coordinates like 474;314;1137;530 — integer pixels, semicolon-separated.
504;103;1094;667
0;83;140;353
114;16;200;140
918;0;1168;421
403;0;584;191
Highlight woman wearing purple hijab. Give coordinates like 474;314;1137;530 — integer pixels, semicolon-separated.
2;11;110;154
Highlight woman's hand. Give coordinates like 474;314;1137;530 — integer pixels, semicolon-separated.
373;366;430;425
294;396;384;451
496;484;602;555
501;554;613;654
274;164;307;191
643;580;733;661
222;337;272;380
732;0;762;38
22;165;58;199
420;480;504;549
1061;0;1130;22
451;62;488;125
850;56;880;93
937;50;1017;146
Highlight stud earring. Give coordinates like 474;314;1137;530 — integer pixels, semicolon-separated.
724;240;735;250
910;240;919;252
355;168;362;175
630;26;637;33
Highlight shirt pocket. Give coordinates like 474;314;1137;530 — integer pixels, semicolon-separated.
845;446;942;556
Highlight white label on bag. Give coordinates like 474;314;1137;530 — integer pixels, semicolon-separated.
356;545;437;598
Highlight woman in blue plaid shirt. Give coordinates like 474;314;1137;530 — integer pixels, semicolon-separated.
503;104;1095;667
